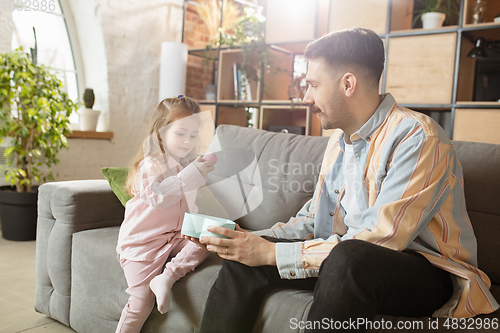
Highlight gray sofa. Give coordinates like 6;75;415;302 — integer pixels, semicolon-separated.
35;125;500;332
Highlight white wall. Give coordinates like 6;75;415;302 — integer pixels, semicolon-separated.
0;8;14;53
51;0;185;180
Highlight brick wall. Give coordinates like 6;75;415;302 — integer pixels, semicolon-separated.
183;6;211;48
184;5;213;100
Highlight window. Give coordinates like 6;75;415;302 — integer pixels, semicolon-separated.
11;0;79;123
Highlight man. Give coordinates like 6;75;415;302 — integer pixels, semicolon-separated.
194;28;499;332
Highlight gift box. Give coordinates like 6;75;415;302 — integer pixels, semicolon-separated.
181;212;235;239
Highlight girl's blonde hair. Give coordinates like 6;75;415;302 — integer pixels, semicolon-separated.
126;96;201;195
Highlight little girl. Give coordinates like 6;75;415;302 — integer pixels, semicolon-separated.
115;96;214;333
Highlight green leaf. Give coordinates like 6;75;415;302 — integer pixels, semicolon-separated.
4;146;14;157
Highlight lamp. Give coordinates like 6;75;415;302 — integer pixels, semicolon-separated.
468;38;500;58
158;42;188;103
468;38;487;58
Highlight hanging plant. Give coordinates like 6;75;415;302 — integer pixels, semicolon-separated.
234;7;267;83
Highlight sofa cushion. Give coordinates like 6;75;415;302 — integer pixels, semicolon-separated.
70;226;127;332
453;141;500;285
71;227;223;333
35;180;126;326
206;125;329;231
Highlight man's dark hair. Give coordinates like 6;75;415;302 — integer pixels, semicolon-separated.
304;27;385;84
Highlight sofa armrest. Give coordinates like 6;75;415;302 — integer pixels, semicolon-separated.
35;180;125;326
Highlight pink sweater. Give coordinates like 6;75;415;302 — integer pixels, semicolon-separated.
116;155;205;261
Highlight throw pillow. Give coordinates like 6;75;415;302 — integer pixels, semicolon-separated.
101;167;132;207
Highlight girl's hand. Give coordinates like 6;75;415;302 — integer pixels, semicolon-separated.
193;156;215;179
182;234;208;250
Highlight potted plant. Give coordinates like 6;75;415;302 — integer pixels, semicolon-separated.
412;0;460;29
0;48;78;240
79;88;100;131
494;11;500;23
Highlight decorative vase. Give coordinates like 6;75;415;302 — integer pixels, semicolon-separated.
79;108;101;131
0;186;38;241
205;84;216;101
472;0;487;24
421;12;446;29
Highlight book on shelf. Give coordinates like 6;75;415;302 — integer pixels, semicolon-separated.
233;62;252;101
233;62;240;100
241;70;252;101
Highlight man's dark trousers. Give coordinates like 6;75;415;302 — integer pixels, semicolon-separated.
199;239;453;333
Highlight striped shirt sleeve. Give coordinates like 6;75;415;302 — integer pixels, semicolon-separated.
297;136;454;275
265;198;316;240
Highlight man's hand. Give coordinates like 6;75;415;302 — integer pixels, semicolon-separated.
199;225;277;267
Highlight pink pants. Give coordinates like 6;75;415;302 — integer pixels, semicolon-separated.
115;239;208;333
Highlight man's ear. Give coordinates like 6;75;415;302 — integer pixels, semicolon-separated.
341;73;357;97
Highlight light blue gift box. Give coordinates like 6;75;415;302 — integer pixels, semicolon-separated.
181;212;235;239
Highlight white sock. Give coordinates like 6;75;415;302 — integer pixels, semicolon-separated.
149;272;176;314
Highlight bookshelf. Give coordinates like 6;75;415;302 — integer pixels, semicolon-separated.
183;0;500;143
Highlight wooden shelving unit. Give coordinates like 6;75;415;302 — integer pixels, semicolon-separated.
183;0;500;142
385;33;457;105
259;105;310;135
463;0;500;27
182;0;320;135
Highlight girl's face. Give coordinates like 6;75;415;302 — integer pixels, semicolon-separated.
163;115;200;162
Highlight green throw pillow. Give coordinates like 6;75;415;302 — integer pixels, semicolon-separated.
101;167;132;207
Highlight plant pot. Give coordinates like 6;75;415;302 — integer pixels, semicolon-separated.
79;108;101;131
0;186;38;241
421;12;446;29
